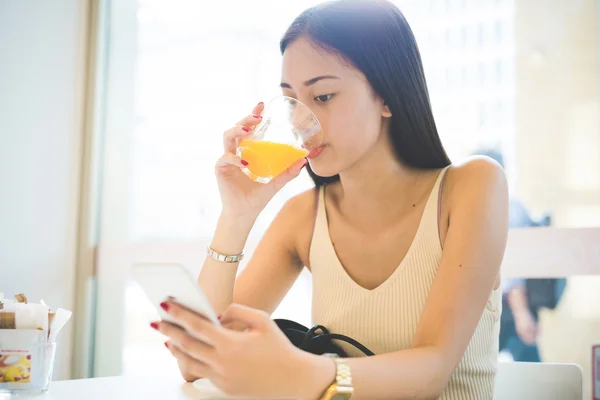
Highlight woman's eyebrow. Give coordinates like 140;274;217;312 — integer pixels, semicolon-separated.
280;75;341;89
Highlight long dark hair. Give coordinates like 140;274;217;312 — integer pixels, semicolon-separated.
280;0;451;187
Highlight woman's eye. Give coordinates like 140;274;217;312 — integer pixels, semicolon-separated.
314;94;333;103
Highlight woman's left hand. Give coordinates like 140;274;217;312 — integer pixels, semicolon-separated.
153;300;335;399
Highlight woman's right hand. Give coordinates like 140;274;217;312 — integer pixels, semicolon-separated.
215;102;308;220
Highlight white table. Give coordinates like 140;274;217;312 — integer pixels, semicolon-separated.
12;376;260;399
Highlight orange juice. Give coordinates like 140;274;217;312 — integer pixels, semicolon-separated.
238;139;309;181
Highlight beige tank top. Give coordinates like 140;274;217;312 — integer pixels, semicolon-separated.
310;167;502;399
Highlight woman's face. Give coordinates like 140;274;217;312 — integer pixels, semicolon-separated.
281;37;391;177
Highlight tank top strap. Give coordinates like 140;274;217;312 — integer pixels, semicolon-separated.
418;165;451;247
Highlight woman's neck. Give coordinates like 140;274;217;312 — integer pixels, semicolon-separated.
331;138;437;230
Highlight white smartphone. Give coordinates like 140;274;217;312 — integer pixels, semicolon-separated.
131;263;221;327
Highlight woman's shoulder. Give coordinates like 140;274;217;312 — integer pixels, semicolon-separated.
276;186;324;269
280;186;320;218
435;156;508;252
443;155;507;203
274;186;322;239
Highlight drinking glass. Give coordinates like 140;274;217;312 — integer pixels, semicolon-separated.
236;96;323;184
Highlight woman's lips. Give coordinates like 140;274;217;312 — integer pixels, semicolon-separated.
306;145;325;159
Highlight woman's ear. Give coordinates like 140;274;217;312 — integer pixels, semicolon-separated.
382;101;392;118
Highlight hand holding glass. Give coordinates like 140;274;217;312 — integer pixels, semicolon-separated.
236;96;323;184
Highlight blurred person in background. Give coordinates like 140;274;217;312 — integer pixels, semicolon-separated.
472;148;566;362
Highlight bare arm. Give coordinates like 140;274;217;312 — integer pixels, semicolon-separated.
184;190;312;383
198;189;315;316
506;282;529;314
506;282;538;345
197;213;256;315
179;101;309;382
233;190;315;314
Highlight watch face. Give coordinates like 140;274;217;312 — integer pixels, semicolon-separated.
332;395;352;400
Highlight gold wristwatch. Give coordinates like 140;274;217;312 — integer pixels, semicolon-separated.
319;353;354;400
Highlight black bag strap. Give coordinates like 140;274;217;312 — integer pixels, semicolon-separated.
325;333;375;357
274;319;375;357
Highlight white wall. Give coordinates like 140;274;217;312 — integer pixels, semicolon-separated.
0;0;89;380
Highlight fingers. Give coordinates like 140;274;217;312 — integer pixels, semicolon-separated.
222;125;255;154
215;152;248;169
234;113;263;128
222;102;264;153
221;320;249;332
178;367;199;383
161;301;230;347
158;321;217;366
166;341;216;381
251;101;265;116
269;157;308;191
219;303;270;331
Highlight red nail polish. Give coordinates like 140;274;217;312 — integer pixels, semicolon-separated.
150;322;159;330
241;160;249;167
252;114;262;119
217;315;222;320
257;102;264;106
164;341;169;349
242;127;250;132
160;302;169;312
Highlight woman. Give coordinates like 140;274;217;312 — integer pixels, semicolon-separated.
152;0;508;399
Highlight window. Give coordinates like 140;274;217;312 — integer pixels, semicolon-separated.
460;66;468;87
445;29;453;49
478;62;486;86
494;100;504;127
495;59;504;84
94;0;322;378
477;101;486;128
478;23;485;47
495;20;504;45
